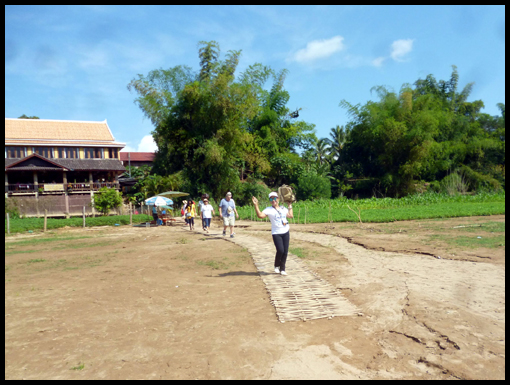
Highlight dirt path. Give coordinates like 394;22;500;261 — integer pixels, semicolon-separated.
4;216;505;379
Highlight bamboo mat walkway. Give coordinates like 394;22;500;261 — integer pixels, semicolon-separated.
202;229;359;323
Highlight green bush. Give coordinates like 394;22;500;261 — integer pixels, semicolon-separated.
93;187;123;215
233;179;271;206
440;172;469;195
5;197;20;219
296;173;331;200
460;165;502;192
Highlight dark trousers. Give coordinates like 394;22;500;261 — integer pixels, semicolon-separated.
272;231;290;271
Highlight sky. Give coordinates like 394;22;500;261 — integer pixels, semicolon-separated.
5;5;506;153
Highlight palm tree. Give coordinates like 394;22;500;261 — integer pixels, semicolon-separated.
314;138;331;166
328;125;350;161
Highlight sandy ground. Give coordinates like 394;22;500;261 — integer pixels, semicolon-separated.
4;215;505;380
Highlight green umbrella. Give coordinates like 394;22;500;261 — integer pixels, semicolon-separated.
158;191;189;199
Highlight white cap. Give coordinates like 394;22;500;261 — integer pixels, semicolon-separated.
268;192;278;198
226;192;232;196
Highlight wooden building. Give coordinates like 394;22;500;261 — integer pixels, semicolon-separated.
5;118;126;217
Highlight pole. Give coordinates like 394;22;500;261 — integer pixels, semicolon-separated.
128;152;131;177
129;202;133;225
83;206;86;228
6;213;10;235
44;209;47;232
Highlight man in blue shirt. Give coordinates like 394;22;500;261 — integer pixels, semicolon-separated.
219;192;239;238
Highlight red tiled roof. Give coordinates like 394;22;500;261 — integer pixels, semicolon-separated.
120;152;155;162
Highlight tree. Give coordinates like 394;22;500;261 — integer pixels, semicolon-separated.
296;173;331;200
93;187;123;215
327;125;350;161
340;66;504;195
18;114;39;119
128;41;315;200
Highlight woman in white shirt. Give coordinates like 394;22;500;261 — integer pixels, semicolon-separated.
200;198;215;233
252;192;294;276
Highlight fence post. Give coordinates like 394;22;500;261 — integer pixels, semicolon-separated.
83;206;86;228
6;213;10;235
129;202;132;225
44;209;47;232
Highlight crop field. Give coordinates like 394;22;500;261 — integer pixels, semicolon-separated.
237;191;505;224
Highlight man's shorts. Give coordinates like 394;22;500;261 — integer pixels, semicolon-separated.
223;215;235;227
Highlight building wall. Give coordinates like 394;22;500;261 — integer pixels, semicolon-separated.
7;194;117;217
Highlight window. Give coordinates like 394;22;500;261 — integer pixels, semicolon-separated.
57;148;65;158
66;147;78;159
108;148;118;159
5;146;26;158
34;147;52;158
84;147;103;159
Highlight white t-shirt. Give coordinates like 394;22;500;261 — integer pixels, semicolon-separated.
262;206;290;235
201;204;214;219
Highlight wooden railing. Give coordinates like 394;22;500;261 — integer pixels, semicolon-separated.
6;182;120;194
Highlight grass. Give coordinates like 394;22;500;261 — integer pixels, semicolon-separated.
427;234;505;249
6;235;93;247
70;363;85;371
238;191;505;223
290;247;312;259
5;214;153;235
27;258;46;264
196;259;230;270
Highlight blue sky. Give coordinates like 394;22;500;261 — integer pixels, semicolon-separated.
5;5;506;153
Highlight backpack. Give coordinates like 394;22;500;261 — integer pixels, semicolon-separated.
278;184;296;204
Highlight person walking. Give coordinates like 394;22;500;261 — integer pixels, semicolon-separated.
252;192;294;276
185;200;196;230
181;200;188;227
152;205;159;225
198;193;210;230
219;192;239;238
200;197;215;233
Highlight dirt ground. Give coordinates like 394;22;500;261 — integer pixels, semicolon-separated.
4;215;505;380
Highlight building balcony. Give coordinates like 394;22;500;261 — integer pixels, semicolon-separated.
5;182;120;195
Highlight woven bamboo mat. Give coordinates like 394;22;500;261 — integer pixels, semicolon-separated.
209;230;360;323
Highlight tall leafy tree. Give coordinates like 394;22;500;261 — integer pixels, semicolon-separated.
128;41;314;201
327;125;350;161
340;66;504;195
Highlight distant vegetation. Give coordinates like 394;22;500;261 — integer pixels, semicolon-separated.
126;41;504;205
237;191;505;223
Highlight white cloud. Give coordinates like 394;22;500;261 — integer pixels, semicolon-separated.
120;135;157;152
291;36;345;62
372;56;386;67
390;39;414;62
137;135;158;152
